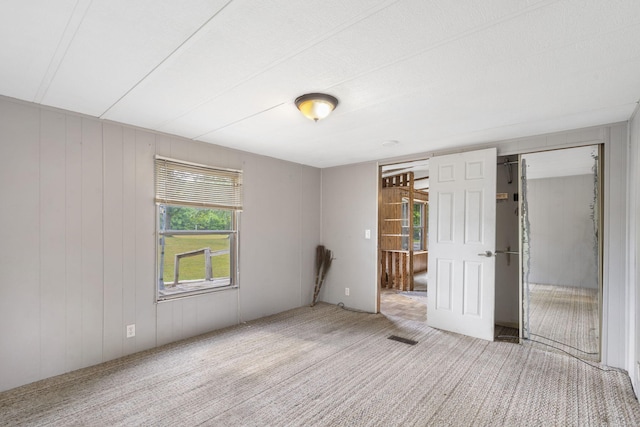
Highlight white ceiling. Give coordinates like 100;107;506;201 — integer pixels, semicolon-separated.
2;0;640;168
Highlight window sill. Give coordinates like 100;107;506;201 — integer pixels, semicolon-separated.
157;279;238;302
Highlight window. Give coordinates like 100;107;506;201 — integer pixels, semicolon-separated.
401;199;427;251
401;199;410;250
155;157;242;300
413;202;427;251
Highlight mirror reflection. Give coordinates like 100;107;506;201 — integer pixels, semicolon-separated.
521;145;600;361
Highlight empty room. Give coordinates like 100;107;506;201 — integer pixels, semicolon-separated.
2;1;640;425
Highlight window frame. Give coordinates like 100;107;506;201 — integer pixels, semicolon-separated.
402;198;428;251
412;201;427;251
154;156;242;302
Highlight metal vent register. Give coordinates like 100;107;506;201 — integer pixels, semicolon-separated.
388;335;418;345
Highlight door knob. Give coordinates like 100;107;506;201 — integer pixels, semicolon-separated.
477;250;494;257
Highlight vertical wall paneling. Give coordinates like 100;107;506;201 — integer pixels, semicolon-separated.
188;139;213;166
196;291;241;332
134;130;157;351
65;114;83;371
80;118;104;367
193;296;215;336
320;162;378;312
285;165;302;311
154;134;172;158
39;109;68;378
102;123;124;361
0;96;320;392
296;164;304;306
155;302;175;347
0;100;41;390
298;165;305;305
300;166;321;306
239;155;303;320
182;298;198;336
121;127;138;356
166;137;190;161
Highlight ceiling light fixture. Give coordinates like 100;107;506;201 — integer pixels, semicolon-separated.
295;93;338;122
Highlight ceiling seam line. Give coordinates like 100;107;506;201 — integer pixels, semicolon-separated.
33;0;93;104
322;24;640;119
319;0;563;94
152;0;403;131
427;19;640;88
191;103;286;140
98;0;235;119
158;0;561;134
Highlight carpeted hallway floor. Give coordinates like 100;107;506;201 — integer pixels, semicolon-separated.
1;302;638;426
380;288;427;322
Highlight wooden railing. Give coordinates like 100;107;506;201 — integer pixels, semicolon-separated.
173;247;230;285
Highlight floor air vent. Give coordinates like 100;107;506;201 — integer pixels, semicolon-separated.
388;335;418;345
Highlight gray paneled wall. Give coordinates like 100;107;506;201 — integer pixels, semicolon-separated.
0;97;320;392
320;124;628;369
1;100;40;388
320;162;378;313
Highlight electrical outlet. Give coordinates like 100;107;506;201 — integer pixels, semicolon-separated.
126;324;136;338
345;288;350;296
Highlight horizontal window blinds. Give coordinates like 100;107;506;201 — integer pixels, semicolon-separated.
155;156;243;210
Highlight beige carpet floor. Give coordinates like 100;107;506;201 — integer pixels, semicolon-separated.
1;302;638;426
526;283;600;361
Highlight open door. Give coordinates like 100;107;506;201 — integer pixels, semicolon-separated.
427;148;497;341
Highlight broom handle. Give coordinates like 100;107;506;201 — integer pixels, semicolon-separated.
311;246;325;306
312;249;332;306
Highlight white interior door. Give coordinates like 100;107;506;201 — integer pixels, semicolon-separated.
427;148;497;341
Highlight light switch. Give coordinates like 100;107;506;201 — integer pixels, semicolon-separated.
365;229;371;239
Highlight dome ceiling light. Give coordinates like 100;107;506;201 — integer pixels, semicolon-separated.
295;93;338;122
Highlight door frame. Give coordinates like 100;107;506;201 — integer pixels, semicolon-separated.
517;144;604;359
376;144;604;355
